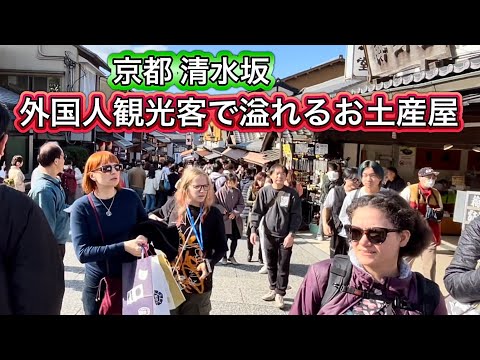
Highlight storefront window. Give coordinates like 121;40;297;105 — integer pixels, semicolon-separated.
0;74;62;93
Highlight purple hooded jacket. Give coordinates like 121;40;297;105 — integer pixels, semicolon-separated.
289;252;448;315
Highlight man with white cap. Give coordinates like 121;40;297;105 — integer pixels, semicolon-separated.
400;167;444;282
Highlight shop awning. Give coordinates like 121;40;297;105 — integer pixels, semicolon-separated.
96;133;117;142
195;149;212;158
183;155;195;161
142;143;155;152
113;133;134;149
204;152;222;160
148;131;171;143
243;150;280;166
181;149;193;157
222;147;248;161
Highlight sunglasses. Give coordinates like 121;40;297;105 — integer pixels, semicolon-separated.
345;225;400;244
93;164;123;173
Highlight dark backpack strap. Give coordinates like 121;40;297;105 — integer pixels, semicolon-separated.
353;189;360;201
320;254;353;308
414;272;440;315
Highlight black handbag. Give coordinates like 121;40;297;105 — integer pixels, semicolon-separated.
130;219;180;262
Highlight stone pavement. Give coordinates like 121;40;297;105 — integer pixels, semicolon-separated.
60;231;329;315
61;231;458;315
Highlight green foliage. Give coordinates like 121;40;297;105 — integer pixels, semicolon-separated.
64;146;89;170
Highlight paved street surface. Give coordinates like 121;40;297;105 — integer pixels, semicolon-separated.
61;232;458;315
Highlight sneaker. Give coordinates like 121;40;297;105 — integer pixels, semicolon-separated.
275;294;285;309
228;256;238;265
262;290;276;301
247;254;252;262
221;257;228;265
258;265;268;274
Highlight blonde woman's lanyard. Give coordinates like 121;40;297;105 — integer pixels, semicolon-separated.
186;207;204;251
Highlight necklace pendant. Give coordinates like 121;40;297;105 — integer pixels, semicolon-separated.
106;210;112;217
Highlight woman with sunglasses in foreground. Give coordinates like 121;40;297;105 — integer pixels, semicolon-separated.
69;151;149;315
290;193;448;315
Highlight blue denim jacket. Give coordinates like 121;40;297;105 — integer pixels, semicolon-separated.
28;173;70;245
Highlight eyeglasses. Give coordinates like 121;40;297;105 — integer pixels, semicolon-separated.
92;164;123;173
344;225;400;244
347;177;360;183
191;184;209;191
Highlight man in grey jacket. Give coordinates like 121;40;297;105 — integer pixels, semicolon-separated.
444;215;480;304
250;163;302;309
28;141;70;261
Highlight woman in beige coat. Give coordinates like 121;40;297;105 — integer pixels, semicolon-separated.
215;173;245;265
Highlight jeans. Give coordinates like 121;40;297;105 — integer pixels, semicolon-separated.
82;278;100;315
145;194;156;213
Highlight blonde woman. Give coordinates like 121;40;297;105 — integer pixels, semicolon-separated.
160;167;227;315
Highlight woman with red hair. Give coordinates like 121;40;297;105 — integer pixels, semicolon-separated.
69;151;149;315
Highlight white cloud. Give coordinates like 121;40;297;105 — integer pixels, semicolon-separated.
83;44;169;63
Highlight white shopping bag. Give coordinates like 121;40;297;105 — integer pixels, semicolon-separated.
122;254;171;315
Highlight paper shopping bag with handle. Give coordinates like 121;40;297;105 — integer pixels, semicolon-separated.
155;251;185;310
122;251;171;315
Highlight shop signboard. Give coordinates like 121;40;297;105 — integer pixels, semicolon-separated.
398;146;416;170
463;191;480;226
315;143;328;155
364;45;452;79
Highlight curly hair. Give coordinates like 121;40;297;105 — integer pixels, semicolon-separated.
346;193;432;258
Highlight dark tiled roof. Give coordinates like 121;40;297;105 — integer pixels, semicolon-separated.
233;139;264;152
299;76;365;97
233;131;265;144
0;87;20;120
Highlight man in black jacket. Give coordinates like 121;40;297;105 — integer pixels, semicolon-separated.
0;102;64;314
444;215;480;304
250;164;302;310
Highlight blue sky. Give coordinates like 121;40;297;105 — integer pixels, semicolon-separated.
84;44;346;81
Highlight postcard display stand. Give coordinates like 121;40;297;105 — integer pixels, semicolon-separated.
287;142;329;230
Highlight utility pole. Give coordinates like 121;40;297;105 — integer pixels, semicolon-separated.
276;78;284;165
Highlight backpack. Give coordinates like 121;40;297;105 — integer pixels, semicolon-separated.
212;174;225;193
61;170;77;195
320;255;440;315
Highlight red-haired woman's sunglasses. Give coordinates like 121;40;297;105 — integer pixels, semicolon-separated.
92;164;123;174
